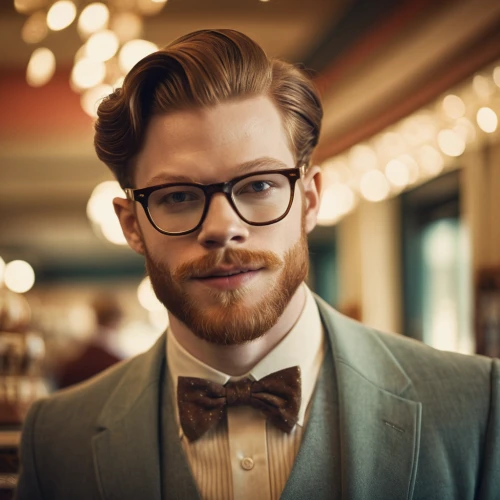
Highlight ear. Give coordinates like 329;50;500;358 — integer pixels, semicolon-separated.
302;165;322;234
113;197;145;255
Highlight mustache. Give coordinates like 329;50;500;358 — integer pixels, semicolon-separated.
172;248;283;282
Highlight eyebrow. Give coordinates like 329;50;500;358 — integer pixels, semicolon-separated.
144;157;290;187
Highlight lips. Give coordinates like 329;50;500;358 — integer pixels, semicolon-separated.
197;267;256;279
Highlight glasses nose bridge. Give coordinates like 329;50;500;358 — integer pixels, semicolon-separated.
204;180;235;208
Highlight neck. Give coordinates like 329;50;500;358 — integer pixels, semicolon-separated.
168;284;306;376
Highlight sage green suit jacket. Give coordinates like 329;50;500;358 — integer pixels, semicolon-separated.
16;296;500;499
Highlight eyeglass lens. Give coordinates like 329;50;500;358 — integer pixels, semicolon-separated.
147;172;292;233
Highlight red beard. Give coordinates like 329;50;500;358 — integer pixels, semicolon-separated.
145;233;309;345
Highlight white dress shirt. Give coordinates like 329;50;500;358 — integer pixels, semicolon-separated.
167;284;325;500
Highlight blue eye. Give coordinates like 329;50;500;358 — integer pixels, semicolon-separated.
170;192;188;203
250;181;270;192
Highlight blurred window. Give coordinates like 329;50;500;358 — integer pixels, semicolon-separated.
308;230;338;307
401;170;473;353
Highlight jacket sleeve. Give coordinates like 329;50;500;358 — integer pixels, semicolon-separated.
476;358;500;500
14;399;45;500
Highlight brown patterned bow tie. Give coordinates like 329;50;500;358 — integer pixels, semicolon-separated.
177;366;301;442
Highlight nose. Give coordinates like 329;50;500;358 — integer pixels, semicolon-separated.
197;193;250;248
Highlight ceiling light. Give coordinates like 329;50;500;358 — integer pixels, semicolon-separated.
476;107;498;133
85;30;119;62
78;3;109;38
359;170;390;202
118;39;158;74
442;94;465;120
26;47;56;87
4;260;35;294
437;129;465;157
47;1;77;31
71;58;106;90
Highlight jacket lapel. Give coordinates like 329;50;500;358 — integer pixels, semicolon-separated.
91;335;166;500
315;296;422;500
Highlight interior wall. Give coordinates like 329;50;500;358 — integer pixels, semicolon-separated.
337;197;402;333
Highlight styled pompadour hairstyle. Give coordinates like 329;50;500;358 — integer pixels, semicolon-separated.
94;29;323;188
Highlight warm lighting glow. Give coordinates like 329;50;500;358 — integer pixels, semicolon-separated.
374;132;406;159
22;11;48;44
14;0;45;14
398;154;419;184
136;0;168;15
359;170;390;202
317;184;356;226
113;76;125;89
437;129;465;157
71;58;106;90
476;107;498;133
453;117;476;144
47;1;77;31
111;12;143;43
417;145;444;176
0;257;5;286
4;260;35;294
472;74;493;98
87;181;123;224
442;94;465;120
78;3;109;37
138;277;164;312
494;66;500;88
80;84;113;117
348;144;378;172
321;158;352;185
400;113;436;147
26;48;56;87
149;309;169;333
87;181;127;245
100;218;128;245
385;159;409;188
118;39;158;73
85;30;119;62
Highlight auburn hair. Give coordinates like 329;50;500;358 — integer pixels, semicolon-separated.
94;29;323;188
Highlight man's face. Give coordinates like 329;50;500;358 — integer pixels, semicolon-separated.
115;95;321;345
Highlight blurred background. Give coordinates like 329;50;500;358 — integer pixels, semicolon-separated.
1;0;500;491
1;0;500;418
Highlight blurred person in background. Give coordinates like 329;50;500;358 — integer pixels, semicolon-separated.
56;295;124;388
16;30;500;500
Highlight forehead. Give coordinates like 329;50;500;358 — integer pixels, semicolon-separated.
134;95;294;187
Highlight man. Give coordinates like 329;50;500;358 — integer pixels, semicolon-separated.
57;295;124;388
16;29;500;500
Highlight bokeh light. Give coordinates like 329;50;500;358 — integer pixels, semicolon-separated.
348;144;378;172
78;2;109;38
26;47;56;87
80;84;113;118
385;159;410;188
442;94;465;120
71;58;106;90
437;129;466;157
21;11;48;44
85;30;119;62
118;39;158;74
87;181;127;245
476;107;498;133
4;260;36;294
0;257;5;286
359;170;390;202
137;277;164;312
317;184;356;226
110;12;143;43
47;1;77;31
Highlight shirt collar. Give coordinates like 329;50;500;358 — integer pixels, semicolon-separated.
167;284;325;426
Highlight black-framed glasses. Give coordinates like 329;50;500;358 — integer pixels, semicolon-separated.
125;168;302;236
